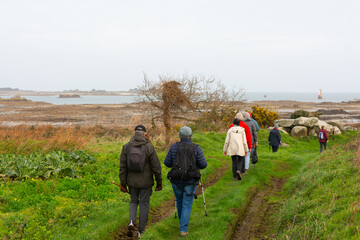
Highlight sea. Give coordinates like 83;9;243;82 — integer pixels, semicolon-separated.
0;92;359;105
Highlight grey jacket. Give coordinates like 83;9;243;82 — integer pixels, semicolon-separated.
119;133;162;188
244;119;258;145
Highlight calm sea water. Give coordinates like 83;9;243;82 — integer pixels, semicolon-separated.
0;92;359;105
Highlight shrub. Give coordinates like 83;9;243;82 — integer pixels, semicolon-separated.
290;110;309;119
251;104;279;128
190;107;239;132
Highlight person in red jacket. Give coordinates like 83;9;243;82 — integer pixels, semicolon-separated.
318;126;329;153
229;112;252;162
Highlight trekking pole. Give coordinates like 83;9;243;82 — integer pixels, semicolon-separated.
200;176;208;217
174;200;177;218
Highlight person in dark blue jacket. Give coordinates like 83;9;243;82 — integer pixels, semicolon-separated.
164;126;207;237
268;123;281;152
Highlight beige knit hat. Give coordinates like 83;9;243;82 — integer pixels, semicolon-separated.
235;112;244;121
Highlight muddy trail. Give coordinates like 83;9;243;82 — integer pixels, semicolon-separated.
230;163;289;240
110;157;231;240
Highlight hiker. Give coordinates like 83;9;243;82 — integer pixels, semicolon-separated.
243;112;258;172
223;118;249;180
248;112;260;132
318;126;329;153
268;123;281;152
229;112;252;152
164;126;207;237
119;125;162;238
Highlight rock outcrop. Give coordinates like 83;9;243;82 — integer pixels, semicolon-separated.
275;117;357;138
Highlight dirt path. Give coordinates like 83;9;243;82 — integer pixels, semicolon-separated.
110;157;231;240
230;163;289;240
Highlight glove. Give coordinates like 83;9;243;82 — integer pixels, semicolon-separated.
121;184;128;193
155;185;162;191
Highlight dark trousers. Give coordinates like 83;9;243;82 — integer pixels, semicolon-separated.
272;146;279;153
320;142;327;153
231;155;245;178
129;187;152;233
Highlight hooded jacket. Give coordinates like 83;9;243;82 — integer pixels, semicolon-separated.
228;122;252;149
268;128;281;146
119;133;162;188
223;126;249;157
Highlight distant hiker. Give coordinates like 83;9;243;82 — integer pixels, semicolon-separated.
229;112;252;152
318;126;329;153
268;123;281;153
243;112;258;172
164;126;207;237
224;118;249;180
119;125;162;238
248;112;260;132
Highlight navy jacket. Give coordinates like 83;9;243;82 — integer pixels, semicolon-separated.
164;139;207;185
268;128;281;146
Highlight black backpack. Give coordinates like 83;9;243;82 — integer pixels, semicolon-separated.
167;142;201;182
127;144;146;172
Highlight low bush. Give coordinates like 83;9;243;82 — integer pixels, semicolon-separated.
290;109;309;119
0;150;96;180
251;104;279;128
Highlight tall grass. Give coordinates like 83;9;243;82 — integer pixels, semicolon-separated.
273;132;360;239
0;125;133;154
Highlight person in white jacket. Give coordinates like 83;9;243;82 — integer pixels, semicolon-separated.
223;119;249;180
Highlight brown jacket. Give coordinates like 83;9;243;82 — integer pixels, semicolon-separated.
119;133;162;188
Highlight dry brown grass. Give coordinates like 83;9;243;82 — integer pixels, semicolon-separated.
0;125;133;154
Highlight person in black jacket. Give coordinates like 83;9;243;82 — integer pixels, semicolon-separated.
268;123;281;152
119;125;162;238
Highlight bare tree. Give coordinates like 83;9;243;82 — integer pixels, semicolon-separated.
138;74;245;145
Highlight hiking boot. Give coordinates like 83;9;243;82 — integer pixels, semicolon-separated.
127;220;135;237
136;231;141;238
180;232;189;237
233;177;237;181
236;170;242;180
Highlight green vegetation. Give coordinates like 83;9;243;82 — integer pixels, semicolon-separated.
0;150;96;180
273;134;360;239
290;109;309;119
0;128;359;239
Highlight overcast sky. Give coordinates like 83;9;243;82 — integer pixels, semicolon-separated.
0;0;359;92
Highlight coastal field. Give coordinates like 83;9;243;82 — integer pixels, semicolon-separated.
0;97;360;239
1;125;359;239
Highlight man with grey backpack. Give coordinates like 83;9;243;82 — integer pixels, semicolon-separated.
119;125;162;238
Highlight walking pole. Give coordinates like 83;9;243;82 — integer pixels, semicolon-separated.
200;176;208;216
174;200;177;218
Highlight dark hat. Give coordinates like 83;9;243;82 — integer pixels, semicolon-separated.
134;125;146;132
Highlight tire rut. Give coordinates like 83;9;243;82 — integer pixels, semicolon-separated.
110;156;230;239
230;175;287;240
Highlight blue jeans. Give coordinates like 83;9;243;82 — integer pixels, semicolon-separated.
172;183;197;232
245;149;254;169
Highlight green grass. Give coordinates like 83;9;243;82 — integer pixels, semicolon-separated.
273;132;360;239
0;130;359;239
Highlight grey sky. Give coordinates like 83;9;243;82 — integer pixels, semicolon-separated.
1;0;359;92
